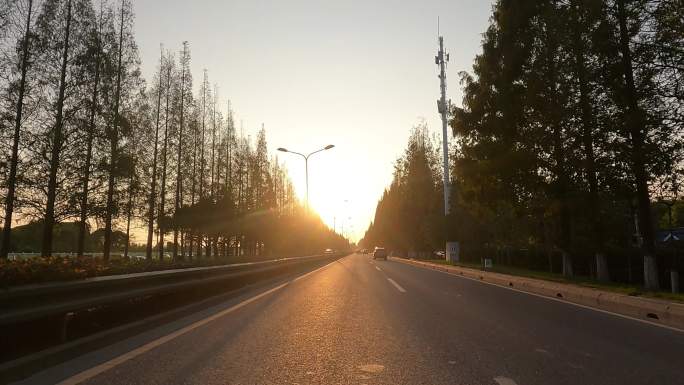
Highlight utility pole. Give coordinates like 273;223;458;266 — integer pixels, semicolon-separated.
436;28;459;262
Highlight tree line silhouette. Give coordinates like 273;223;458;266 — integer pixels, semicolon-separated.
0;0;348;260
363;0;683;290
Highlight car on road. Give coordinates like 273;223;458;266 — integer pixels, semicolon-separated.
324;248;335;255
373;247;387;260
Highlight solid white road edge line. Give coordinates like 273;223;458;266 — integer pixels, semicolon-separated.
387;278;407;293
55;258;341;385
399;260;684;334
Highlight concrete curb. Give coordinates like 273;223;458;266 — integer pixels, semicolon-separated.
393;257;684;331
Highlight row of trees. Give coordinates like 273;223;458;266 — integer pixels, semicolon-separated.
363;0;683;290
0;0;347;260
361;124;445;255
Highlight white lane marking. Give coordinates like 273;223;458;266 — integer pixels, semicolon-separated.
494;377;518;385
56;259;341;385
358;364;385;373
375;266;382;272
387;278;406;293
401;261;684;333
292;259;339;282
535;348;551;356
56;283;287;385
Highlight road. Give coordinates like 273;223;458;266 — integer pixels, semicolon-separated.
16;253;684;385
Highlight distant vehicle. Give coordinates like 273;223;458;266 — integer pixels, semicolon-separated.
359;248;368;254
373;247;387;260
324;248;335;255
434;250;446;259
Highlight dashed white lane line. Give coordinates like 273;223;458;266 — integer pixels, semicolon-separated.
494;377;519;385
375;266;382;272
387;278;406;293
55;259;340;385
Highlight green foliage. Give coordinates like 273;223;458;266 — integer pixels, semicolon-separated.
362;123;443;252
0;1;348;261
364;0;683;285
449;0;683;281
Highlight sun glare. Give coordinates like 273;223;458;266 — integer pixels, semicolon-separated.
282;150;361;242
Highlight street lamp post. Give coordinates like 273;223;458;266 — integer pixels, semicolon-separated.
277;144;335;209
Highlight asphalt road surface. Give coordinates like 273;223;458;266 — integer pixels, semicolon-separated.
17;254;684;385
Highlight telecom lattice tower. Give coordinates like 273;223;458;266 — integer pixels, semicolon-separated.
436;33;459;262
436;35;450;215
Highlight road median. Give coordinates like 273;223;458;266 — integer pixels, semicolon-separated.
393;257;684;331
0;252;347;381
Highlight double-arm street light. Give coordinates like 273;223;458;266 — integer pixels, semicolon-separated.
277;144;335;209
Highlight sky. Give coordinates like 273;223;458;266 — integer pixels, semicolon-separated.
132;0;494;242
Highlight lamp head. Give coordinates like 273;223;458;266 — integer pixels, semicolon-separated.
277;148;288;152
324;144;335;150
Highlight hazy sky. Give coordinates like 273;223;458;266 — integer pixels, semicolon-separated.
133;0;494;242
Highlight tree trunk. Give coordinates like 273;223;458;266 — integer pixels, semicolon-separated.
173;44;188;261
123;172;133;259
545;9;572;277
562;251;573;277
103;1;126;261
180;231;185;259
616;0;658;289
189;115;198;259
42;0;72;257
200;73;207;201
203;237;209;258
197;235;203;258
571;0;608;281
158;60;171;261
146;50;163;260
226;114;232;196
210;90;217;198
216;137;222;199
1;0;33;259
77;10;102;258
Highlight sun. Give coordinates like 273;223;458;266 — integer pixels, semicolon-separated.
284;155;357;240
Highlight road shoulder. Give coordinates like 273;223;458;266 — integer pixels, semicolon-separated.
392;257;684;332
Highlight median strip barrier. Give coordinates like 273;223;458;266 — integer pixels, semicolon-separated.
392;257;684;331
0;253;345;326
0;253;348;383
0;252;348;381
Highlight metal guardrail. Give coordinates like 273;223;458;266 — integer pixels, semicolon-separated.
6;252;163;261
0;253;345;326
